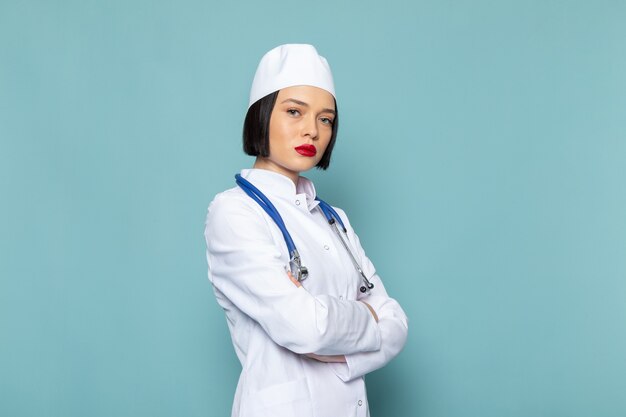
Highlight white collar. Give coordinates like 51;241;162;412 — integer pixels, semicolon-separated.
240;169;321;212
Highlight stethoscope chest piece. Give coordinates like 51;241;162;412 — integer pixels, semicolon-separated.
289;250;308;282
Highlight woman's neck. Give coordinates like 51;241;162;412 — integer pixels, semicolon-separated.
253;158;299;186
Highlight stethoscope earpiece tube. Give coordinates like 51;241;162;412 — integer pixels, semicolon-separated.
236;174;307;282
317;199;374;294
236;174;296;254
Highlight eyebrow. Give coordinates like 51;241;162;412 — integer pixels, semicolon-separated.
280;98;336;115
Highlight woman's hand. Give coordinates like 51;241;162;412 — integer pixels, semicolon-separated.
286;271;302;287
305;353;347;363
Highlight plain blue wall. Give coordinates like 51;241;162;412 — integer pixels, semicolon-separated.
1;1;625;416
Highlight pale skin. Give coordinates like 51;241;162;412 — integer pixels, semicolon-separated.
254;85;379;364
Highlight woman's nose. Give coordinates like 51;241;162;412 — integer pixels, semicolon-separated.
302;115;319;139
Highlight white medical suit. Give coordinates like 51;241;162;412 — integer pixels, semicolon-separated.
204;169;408;417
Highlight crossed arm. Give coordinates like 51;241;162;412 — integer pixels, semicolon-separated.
287;271;379;363
206;195;407;378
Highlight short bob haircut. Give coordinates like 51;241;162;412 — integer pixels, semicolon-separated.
243;90;339;170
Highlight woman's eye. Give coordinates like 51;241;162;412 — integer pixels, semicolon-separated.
287;109;300;116
320;117;334;125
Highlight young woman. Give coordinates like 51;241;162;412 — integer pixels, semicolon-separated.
204;44;408;417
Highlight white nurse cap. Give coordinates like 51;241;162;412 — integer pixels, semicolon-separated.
248;44;336;109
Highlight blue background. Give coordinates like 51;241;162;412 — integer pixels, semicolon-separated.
1;1;625;416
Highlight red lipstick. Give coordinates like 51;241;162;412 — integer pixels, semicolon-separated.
295;144;317;157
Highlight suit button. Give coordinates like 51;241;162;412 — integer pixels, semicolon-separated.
323;245;329;250
295;200;301;206
358;400;363;406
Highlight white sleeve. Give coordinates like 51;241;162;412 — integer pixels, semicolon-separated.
204;193;382;356
330;208;409;382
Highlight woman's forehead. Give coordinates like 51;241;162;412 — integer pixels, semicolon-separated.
276;86;335;109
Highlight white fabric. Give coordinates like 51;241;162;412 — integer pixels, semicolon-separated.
204;168;408;417
248;44;336;108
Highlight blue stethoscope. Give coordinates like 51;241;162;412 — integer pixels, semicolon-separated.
235;174;375;293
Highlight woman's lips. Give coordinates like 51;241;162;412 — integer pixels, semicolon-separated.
295;144;317;157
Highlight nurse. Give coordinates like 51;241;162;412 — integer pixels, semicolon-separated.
204;44;408;417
